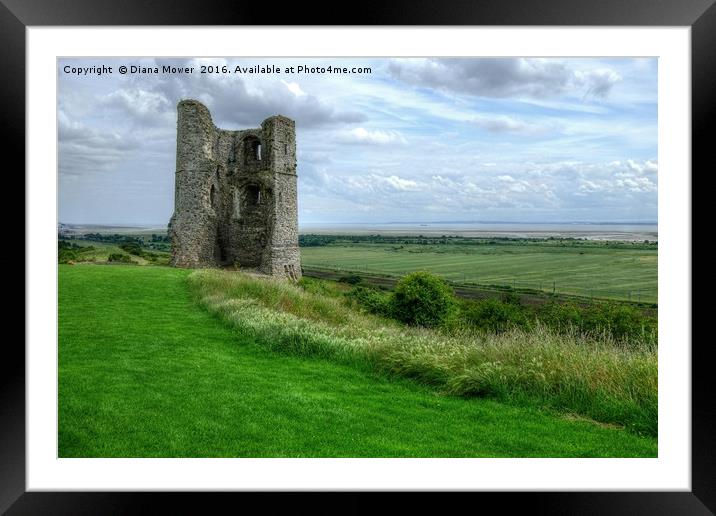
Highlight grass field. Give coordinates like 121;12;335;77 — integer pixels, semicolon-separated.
300;242;657;302
58;264;656;457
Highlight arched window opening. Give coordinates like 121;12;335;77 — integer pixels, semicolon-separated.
210;183;217;208
246;185;261;206
243;136;261;163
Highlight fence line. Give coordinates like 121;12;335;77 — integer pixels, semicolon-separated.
302;262;657;304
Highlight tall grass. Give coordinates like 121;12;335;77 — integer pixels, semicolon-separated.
188;270;657;436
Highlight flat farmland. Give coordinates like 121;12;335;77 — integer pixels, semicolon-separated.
300;242;657;303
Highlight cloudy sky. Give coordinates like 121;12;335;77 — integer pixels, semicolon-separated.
58;57;657;225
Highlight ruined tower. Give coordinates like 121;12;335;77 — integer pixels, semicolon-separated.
168;99;301;280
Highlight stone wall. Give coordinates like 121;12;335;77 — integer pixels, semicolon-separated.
170;99;301;280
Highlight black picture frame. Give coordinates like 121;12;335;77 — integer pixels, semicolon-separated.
3;0;710;513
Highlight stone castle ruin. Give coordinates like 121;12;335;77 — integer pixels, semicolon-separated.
168;99;301;280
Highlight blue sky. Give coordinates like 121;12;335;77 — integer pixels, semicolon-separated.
58;57;657;225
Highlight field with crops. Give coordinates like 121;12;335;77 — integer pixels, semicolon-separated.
300;240;657;303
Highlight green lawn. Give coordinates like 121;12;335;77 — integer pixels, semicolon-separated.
300;243;657;302
58;264;657;457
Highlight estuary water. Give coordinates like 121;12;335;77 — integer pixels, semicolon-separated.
298;222;658;242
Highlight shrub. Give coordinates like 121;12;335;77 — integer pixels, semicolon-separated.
107;253;133;264
119;242;143;256
536;301;583;331
58;242;96;263
535;301;657;345
462;298;528;333
59;248;79;263
346;285;393;317
582;302;657;343
59;241;79;263
59;240;81;250
390;271;456;328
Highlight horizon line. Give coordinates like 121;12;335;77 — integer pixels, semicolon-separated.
59;220;659;226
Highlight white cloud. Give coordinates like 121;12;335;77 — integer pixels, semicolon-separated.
627;159;658;174
281;80;307;97
100;88;172;122
616;176;657;193
579;180;604;193
381;175;418;190
58;110;139;177
470;115;547;135
388;58;623;100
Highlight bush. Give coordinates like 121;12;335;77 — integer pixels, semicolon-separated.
58;241;95;263
59;248;79;263
107;253;133;264
59;240;80;262
390;271;456;328
119;242;143;256
582;302;657;343
59;240;81;250
462;298;528;333
346;285;392;317
536;301;583;331
535;301;657;345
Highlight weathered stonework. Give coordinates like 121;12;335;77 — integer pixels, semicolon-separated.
168;99;301;280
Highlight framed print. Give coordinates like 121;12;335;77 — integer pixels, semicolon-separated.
5;0;712;513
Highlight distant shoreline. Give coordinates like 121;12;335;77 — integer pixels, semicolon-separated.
59;222;658;242
299;222;657;242
299;229;657;242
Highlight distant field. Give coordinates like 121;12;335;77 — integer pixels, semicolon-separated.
300;242;657;303
60;230;658;302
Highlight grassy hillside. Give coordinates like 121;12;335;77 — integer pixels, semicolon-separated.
59;265;656;457
191;270;657;436
300;241;657;302
59;239;169;266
